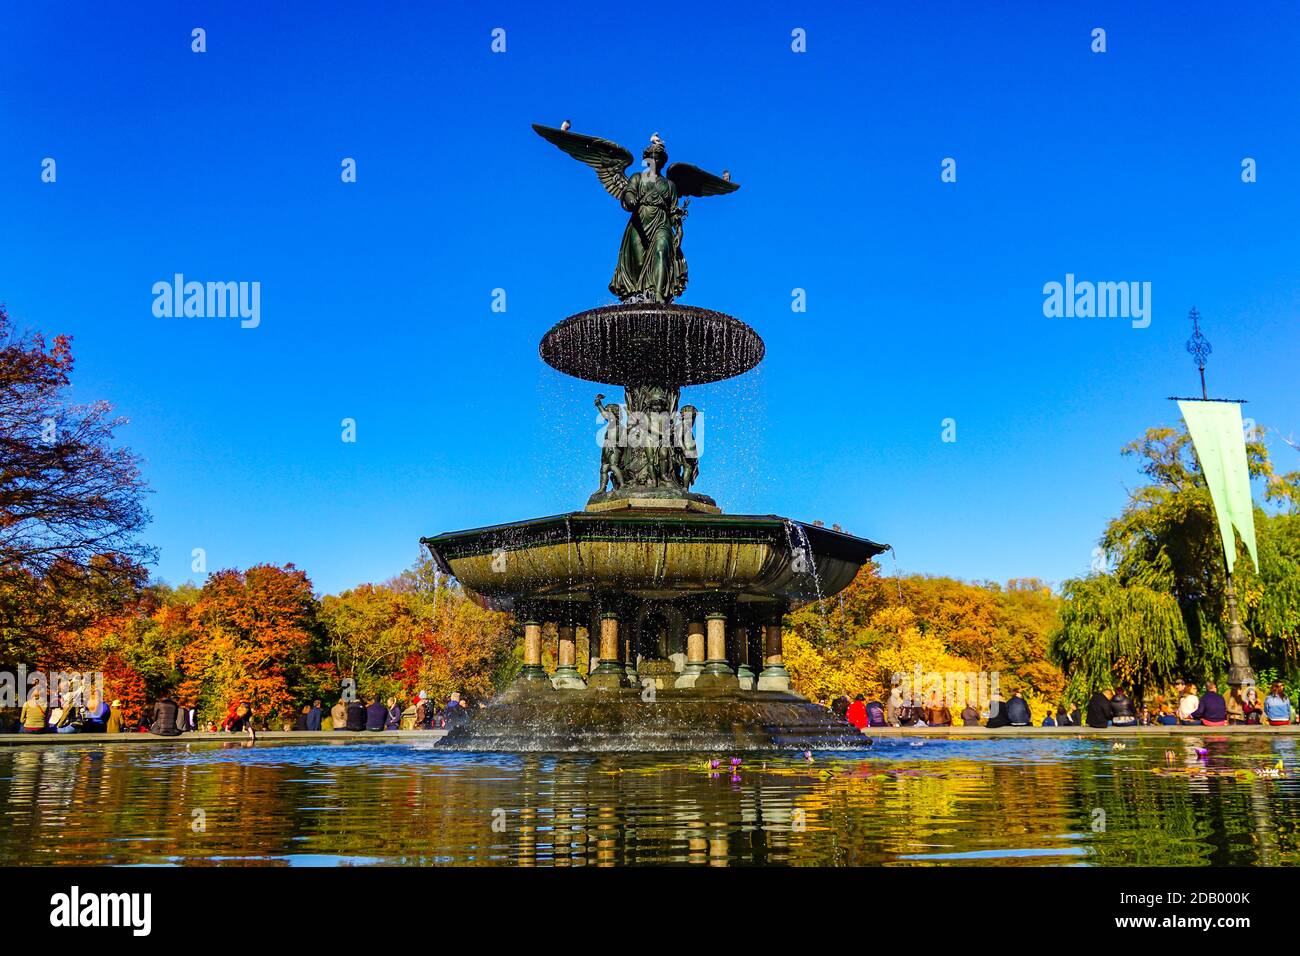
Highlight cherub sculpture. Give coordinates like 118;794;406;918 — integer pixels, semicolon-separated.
594;393;625;493
533;124;739;302
675;404;700;490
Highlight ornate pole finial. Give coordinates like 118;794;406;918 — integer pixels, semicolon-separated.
1185;307;1211;400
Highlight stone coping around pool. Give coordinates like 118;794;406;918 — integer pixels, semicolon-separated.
0;730;451;746
2;724;1297;746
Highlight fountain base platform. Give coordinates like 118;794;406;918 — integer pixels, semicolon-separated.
436;685;870;753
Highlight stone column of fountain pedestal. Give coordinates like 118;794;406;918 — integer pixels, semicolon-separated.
735;624;756;690
589;613;629;689
696;612;739;689
518;621;555;690
552;625;586;689
623;635;639;686
674;621;706;688
757;622;792;692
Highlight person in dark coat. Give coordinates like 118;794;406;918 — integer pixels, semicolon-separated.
830;695;850;720
1055;704;1076;727
1108;688;1137;726
986;694;1010;728
1191;682;1228;725
1085;688;1113;729
305;700;323;731
293;705;310;731
959;702;981;726
345;698;366;731
150;697;183;736
365;696;387;731
1005;691;1031;726
443;692;469;728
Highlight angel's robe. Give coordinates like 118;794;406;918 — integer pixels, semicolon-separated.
610;171;687;302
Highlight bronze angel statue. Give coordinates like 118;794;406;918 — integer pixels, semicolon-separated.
533;123;738;303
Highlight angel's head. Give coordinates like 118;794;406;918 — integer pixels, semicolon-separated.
642;140;668;173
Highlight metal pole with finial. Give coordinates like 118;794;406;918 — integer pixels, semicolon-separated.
1174;308;1254;690
1186;307;1211;400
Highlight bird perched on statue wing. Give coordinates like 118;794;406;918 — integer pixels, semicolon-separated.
531;122;739;303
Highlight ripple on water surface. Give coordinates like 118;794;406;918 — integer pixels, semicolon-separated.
1;735;1297;866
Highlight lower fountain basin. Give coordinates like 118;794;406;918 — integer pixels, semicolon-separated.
437;685;870;752
421;511;888;612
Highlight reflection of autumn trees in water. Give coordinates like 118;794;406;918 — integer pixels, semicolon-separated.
2;739;1299;866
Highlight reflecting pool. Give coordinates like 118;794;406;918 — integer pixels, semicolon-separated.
1;734;1296;866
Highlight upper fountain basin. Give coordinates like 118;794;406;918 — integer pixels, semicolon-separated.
421;511;887;613
539;302;764;386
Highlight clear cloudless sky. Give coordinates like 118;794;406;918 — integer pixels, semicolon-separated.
2;0;1298;595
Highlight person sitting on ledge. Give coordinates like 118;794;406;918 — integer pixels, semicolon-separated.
1225;686;1246;725
365;696;387;731
845;695;868;730
1085;688;1113;729
1055;704;1076;727
83;695;109;733
986;693;1010;728
1004;690;1031;727
923;693;952;727
1109;688;1137;727
1177;684;1200;725
959;701;981;726
306;699;323;731
830;694;850;721
1263;683;1292;726
293;705;310;731
1156;704;1178;726
20;690;47;734
865;697;886;728
886;685;904;726
1041;711;1056;727
443;692;470;728
222;701;251;733
329;697;347;731
345;697;366;732
149;695;183;736
1191;682;1228;726
106;699;125;733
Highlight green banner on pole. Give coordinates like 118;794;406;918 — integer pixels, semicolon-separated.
1177;400;1259;575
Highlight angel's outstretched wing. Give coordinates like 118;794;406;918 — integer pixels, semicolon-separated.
665;163;739;197
532;124;634;199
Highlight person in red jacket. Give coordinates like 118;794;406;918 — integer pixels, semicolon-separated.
845;694;868;730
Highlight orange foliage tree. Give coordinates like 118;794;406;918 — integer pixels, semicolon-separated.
178;564;320;725
785;564;1064;706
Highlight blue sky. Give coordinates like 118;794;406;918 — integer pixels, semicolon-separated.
2;1;1298;595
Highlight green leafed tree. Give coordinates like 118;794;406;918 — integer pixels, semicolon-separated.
1051;423;1300;700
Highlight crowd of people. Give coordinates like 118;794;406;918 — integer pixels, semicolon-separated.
823;679;1296;730
11;687;481;736
14;677;1298;735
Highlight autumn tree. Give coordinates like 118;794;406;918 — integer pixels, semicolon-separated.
0;303;152;665
784;563;1063;703
394;554;514;704
320;582;424;700
179;564;321;723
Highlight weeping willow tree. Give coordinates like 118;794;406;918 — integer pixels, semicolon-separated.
1051;424;1300;701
